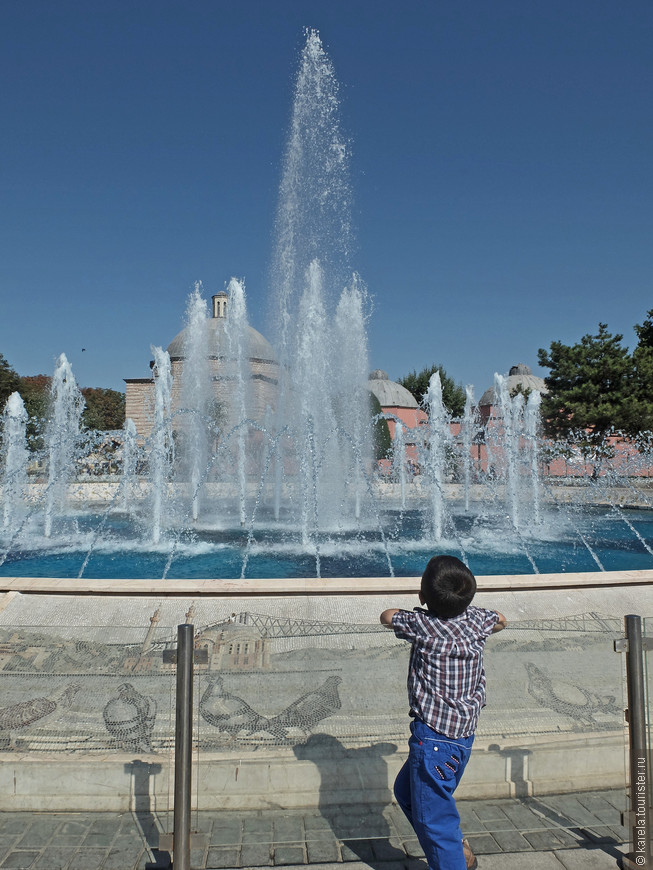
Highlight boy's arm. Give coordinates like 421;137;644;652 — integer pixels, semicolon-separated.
492;611;508;633
380;608;400;627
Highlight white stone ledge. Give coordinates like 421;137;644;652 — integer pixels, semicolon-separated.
0;569;652;597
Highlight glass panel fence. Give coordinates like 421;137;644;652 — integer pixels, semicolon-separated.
0;603;630;870
0;621;177;868
191;600;630;867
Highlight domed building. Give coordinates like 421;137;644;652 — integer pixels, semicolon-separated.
124;291;279;439
367;370;427;469
367;370;427;439
478;364;547;422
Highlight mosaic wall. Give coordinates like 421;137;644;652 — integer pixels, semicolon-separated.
0;603;626;756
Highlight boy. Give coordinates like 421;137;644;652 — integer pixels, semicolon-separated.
381;555;507;870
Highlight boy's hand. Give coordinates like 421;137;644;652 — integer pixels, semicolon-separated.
380;608;400;627
492;612;508;632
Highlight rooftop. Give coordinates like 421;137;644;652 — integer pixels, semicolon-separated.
368;370;418;409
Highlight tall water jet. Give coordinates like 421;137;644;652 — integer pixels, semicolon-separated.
525;390;542;523
120;418;139;512
225;277;252;527
295;260;337;544
461;385;476;512
494;373;522;529
270;29;367;537
150;347;173;545
392;421;407;511
180;283;211;521
510;391;526;526
44;354;84;538
334;274;371;521
1;392;28;531
423;371;451;541
271;29;352;357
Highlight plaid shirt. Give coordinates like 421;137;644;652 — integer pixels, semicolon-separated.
392;605;500;738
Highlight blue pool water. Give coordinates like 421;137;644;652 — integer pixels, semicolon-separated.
1;506;652;579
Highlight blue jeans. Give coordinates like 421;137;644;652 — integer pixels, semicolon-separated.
394;719;474;870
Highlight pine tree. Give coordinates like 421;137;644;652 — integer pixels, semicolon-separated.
632;310;653;432
537;322;645;442
398;364;465;417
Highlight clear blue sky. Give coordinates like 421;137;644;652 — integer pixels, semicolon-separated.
1;0;652;399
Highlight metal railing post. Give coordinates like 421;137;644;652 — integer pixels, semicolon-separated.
173;623;194;870
622;614;652;869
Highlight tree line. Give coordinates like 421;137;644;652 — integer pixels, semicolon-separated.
0;354;126;435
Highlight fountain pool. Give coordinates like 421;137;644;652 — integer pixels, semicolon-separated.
1;499;652;581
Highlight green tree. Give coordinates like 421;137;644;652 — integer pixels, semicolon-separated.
398;364;466;417
632;310;653;431
369;392;392;459
509;383;532;402
0;354;21;408
81;388;126;431
18;374;51;448
537;322;644;442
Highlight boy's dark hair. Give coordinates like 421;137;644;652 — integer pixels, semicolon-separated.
420;555;476;618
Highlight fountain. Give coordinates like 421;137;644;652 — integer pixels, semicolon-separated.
149;346;173;546
461;385;477;513
423;371;451;542
180;283;212;523
0;30;652;582
392;422;407;512
43;354;85;539
1;392;28;533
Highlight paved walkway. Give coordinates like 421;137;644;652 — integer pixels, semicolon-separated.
0;790;629;869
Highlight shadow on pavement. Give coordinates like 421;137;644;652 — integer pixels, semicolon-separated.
126;759;172;869
293;734;417;869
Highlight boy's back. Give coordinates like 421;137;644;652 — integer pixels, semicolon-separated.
391;604;501;738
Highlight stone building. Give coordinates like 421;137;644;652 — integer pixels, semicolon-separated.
124;291;279;441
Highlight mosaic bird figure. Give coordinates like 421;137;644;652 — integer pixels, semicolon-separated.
265;676;342;739
0;683;80;747
103;683;157;752
525;662;620;728
199;677;267;735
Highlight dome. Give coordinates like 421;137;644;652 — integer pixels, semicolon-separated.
479;365;547;407
368;371;418;409
166;317;277;363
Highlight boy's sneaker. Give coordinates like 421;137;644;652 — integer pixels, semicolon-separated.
462;838;478;870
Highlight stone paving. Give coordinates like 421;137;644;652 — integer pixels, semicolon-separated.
0;790;629;870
